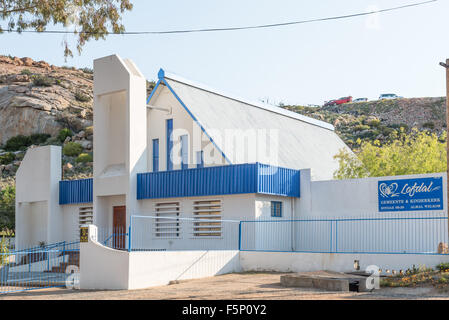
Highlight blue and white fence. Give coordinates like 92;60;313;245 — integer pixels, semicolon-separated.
0;241;80;294
129;216;240;251
97;227;128;250
240;213;449;255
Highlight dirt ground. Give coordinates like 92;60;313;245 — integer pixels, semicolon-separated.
1;272;449;300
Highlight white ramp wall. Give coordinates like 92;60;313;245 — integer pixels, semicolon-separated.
128;251;240;289
80;225;241;290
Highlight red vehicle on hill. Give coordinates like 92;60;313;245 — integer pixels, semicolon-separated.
324;96;352;106
334;96;352;105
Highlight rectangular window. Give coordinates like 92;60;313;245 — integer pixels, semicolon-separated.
193;200;222;237
154;202;180;238
196;151;204;168
271;201;283;218
166;119;173;171
180;134;188;170
152;139;159;172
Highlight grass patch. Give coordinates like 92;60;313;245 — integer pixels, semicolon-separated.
380;265;446;288
74;90;91;102
32;75;54;87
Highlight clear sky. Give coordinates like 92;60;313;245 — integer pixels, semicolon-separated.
1;0;448;106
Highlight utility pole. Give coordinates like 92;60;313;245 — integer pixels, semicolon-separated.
440;59;449;236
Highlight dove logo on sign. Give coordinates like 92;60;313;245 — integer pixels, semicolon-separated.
378;177;443;212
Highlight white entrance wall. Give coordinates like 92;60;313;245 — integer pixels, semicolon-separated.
95;195;126;232
15;145;62;249
93;54;147;241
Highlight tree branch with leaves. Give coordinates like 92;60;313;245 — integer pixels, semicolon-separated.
334;128;447;179
0;0;133;57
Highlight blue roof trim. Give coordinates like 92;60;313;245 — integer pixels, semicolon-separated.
146;79;162;104
160;77;233;165
137;163;300;200
59;178;93;205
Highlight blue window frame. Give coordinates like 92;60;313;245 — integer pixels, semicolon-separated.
166;119;173;171
196;151;204;168
271;201;283;218
180;135;188;170
152;139;159;172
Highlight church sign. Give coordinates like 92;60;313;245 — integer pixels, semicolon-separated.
378;177;443;212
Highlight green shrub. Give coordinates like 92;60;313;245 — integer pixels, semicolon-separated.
4;135;32;151
30;133;50;145
43;137;62;146
32;75;54;87
437;263;449;272
20;69;32;76
75;153;93;163
63;142;83;157
0;152;15;165
0;186;15;231
354;124;370;132
58;128;73;143
85;126;94;136
439;276;449;284
368;119;381;127
74;90;91;102
0;237;9;265
423;122;435;130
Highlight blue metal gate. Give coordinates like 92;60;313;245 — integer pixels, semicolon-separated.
0;241;80;295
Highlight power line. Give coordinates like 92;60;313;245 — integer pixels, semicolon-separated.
0;0;438;35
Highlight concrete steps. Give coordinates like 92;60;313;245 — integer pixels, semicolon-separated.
280;271;371;292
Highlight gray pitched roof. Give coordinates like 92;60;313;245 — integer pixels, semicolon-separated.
155;70;352;180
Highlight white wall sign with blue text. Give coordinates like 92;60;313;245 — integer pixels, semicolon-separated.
378;177;443;212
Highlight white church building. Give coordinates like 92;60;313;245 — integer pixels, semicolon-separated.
13;55;449;290
15;54;353;250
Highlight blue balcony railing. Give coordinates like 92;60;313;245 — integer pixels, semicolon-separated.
137;163;300;200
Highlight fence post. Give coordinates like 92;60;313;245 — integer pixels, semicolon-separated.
335;220;338;253
330;220;333;253
238;222;242;251
128;216;132;252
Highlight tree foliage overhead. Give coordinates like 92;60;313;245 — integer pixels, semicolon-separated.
0;0;133;57
334;128;447;180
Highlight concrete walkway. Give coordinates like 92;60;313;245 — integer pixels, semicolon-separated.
1;273;449;300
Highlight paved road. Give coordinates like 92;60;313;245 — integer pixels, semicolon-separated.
1;273;449;300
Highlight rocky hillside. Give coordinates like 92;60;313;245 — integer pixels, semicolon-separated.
0;55;156;186
0;55;96;184
0;55;94;144
283;97;447;149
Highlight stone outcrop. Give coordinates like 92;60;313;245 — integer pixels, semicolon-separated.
0;55;93;144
